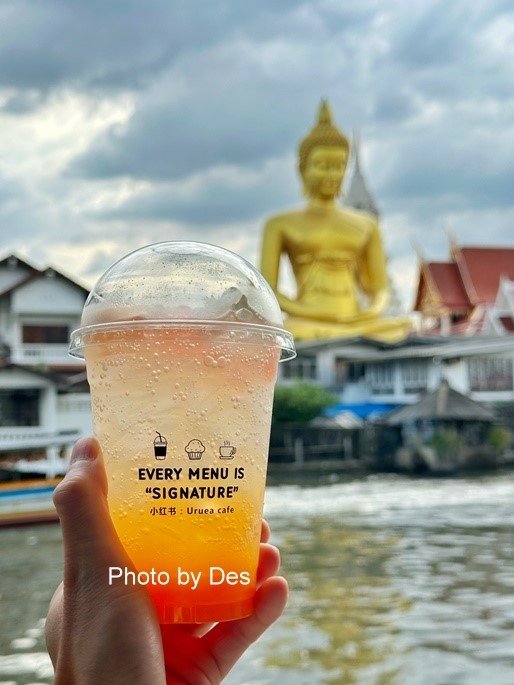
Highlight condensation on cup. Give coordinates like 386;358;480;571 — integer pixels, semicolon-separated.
69;241;295;623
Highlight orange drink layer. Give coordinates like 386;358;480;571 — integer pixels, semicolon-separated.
85;326;279;623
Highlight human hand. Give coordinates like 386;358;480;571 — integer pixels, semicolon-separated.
45;437;288;685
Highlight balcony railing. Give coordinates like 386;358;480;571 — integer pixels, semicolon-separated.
0;427;80;452
11;344;80;366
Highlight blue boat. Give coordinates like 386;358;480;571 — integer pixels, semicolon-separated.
0;479;60;527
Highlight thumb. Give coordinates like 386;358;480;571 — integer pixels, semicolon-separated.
53;437;132;586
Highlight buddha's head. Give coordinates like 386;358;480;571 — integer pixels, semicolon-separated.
299;100;349;201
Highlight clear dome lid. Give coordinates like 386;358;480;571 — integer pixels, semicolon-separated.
69;241;295;360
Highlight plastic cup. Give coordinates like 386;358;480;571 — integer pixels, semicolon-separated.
69;242;295;623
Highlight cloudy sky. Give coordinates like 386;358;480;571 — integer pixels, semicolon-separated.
1;0;513;309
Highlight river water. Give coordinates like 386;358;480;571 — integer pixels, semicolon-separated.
1;472;514;685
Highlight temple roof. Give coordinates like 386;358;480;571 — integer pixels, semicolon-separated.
456;246;514;304
344;132;378;217
425;262;471;309
415;244;514;315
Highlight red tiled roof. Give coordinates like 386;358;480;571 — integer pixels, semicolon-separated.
425;262;471;309
458;247;514;304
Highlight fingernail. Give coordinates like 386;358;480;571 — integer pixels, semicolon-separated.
69;438;99;466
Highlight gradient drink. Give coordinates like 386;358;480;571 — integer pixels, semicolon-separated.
69;242;295;623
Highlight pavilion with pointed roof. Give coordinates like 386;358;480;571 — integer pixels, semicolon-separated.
376;379;497;473
414;238;514;336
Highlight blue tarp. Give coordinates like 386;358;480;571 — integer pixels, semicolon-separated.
324;402;401;420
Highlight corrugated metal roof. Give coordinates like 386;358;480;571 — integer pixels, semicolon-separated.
383;381;495;425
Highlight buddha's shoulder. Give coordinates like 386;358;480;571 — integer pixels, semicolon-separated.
263;208;305;231
337;207;378;232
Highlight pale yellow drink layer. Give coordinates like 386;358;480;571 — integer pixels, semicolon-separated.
85;326;279;621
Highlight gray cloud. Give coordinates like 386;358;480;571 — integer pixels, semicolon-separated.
391;2;472;68
0;174;40;242
64;0;514;194
94;160;299;226
0;0;307;95
0;0;513;312
377;116;514;212
1;90;48;114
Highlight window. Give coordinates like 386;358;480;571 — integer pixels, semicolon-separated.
281;356;317;381
22;325;69;344
334;359;365;387
0;390;40;426
402;361;428;393
366;362;395;394
334;358;347;386
348;362;365;382
468;357;514;391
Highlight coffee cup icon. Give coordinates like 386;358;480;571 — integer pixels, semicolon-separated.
219;442;236;459
154;432;168;459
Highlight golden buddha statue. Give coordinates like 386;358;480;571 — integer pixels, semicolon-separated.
260;100;412;342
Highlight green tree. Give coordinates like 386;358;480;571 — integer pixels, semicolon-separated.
428;427;465;457
272;382;337;423
487;425;512;454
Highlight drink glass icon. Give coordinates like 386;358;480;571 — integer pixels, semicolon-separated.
69;241;295;624
154;432;167;459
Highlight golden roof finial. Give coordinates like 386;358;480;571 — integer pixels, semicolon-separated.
411;239;426;263
443;222;459;258
318;99;332;125
298;98;349;176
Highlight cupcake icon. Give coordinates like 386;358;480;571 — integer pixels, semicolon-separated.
185;439;205;460
154;432;168;459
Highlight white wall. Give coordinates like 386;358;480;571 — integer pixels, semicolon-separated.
0;301;14;346
57;393;93;436
40;386;58;431
339;380;369;403
0;367;52;390
0;264;31;293
12;275;86;315
443;359;468;393
317;350;336;387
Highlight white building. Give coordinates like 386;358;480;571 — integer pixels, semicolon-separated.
279;334;514;420
481;278;514;335
0;254;92;462
2;247;513;465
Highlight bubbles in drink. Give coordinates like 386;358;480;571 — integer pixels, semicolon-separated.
74;241;295;623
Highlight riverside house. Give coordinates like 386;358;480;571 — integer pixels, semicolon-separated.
280;334;514;422
280;242;514;427
0;254;91;471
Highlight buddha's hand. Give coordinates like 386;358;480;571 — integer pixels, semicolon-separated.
331;303;386;324
331;294;388;323
346;308;379;322
330;313;362;324
363;291;389;318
